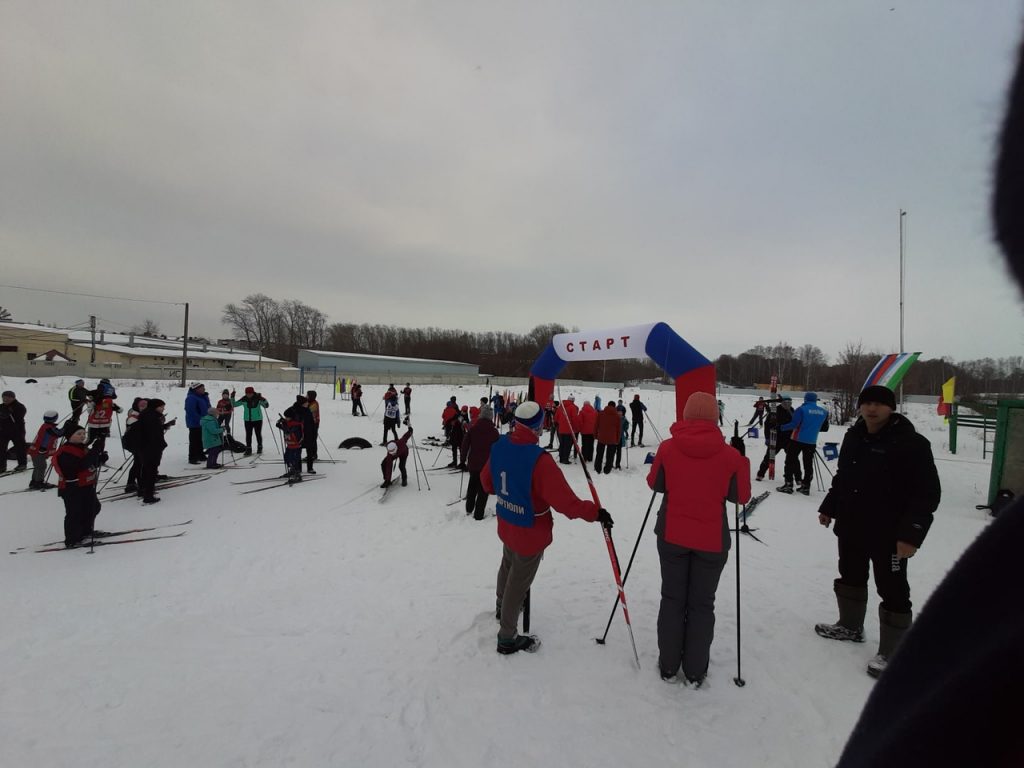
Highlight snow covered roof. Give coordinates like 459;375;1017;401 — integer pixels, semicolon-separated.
301;349;475;367
67;342;286;364
0;321;69;335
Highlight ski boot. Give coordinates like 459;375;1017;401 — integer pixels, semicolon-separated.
797;484;810;496
496;634;540;655
777;482;794;494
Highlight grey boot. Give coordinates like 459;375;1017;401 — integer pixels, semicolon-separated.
867;607;912;678
815;581;868;642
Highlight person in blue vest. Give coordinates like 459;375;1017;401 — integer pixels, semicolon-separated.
481;401;613;655
777;392;829;495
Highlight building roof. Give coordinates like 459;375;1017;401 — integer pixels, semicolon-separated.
67;342;285;364
301;349;475;367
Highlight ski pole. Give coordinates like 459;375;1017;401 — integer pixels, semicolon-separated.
733;499;745;687
98;455;132;493
263;406;281;454
317;433;337;462
412;435;430;491
557;388;640;669
643;411;664;444
115;411;127;460
596;489;659;645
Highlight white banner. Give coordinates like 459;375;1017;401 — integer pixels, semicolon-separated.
551;323;656;362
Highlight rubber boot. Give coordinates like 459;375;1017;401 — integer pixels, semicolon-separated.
815;581;868;642
867;607;912;678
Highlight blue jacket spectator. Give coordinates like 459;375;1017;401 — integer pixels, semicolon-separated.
781;392;829;446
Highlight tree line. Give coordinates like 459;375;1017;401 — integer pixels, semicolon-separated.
220;295;1023;400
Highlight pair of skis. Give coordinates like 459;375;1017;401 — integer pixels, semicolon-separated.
11;519;193;554
100;473;215;502
232;474;326;494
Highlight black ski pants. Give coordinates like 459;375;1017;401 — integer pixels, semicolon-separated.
61;486;100;546
138;449;164;501
784;442;814;486
188;426;205;463
243;420;264;452
404;396;411;415
595;441;617;474
557;433;574;464
0;429;27;470
304;425;319;470
383;417;399;445
465;470;489;519
837;535;912;614
87;427;109;454
580;433;595;463
657;538;728;682
631;418;643;446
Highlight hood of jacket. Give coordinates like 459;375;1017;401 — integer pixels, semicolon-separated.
668;419;729;459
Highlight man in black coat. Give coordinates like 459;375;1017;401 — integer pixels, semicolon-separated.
0;390;28;473
136;399;174;504
836;29;1024;765
815;385;940;678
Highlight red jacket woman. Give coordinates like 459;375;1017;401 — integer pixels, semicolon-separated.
646;392;750;686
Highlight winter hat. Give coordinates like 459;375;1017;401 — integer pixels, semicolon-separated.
386;441;398;455
189;382;202;390
633;394;640;400
461;405;469;412
804;392;818;402
207;407;219;416
683;392;718;422
74;379;84;385
245;386;255;394
858;385;897;410
295;395;307;404
43;410;59;422
149;398;166;409
306;391;317;400
514;401;544;431
1;390;13;398
222;389;230;396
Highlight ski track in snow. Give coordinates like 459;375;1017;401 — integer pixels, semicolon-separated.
0;376;995;767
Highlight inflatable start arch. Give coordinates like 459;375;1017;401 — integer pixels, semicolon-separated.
528;322;715;422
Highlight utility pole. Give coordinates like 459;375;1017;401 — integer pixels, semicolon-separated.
899;209;907;411
90;315;96;365
180;302;189;388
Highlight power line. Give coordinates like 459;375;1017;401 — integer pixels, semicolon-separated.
0;283;183;306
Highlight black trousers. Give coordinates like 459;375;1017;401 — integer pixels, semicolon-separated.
126;450;141;488
595;442;620;474
404;396;411;415
837;535;912;613
304;427;319;470
138;449;163;500
465;470;489;519
383;418;399;444
657;538;728;682
631;419;644;445
188;427;205;462
0;429;27;469
557;433;574;464
61;486;101;546
243;421;264;451
581;434;595;463
784;442;814;485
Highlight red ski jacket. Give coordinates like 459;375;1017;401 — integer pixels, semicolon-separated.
555;400;580;435
646;420;751;553
596;405;622;445
482;424;599;556
578;403;598;435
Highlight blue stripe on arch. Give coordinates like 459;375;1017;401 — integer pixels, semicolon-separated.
645;322;711;380
530;342;567;380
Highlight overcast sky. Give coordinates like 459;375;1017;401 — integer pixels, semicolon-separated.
2;1;1023;363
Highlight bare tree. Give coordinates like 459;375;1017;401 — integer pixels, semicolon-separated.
130;318;161;337
0;306;11;321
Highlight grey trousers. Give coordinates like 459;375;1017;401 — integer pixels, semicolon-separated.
657;538;728;681
496;544;544;640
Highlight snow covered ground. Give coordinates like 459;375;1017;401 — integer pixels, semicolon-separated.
0;376;995;767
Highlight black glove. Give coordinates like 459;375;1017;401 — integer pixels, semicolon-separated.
597;508;614;528
730;436;746;457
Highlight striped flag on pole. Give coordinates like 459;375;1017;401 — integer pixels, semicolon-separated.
862;352;921;391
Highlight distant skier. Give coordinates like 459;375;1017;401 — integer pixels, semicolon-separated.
51;425;106;547
402;383;413;415
629;394;648;447
0;390;28;474
27;410;64;489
